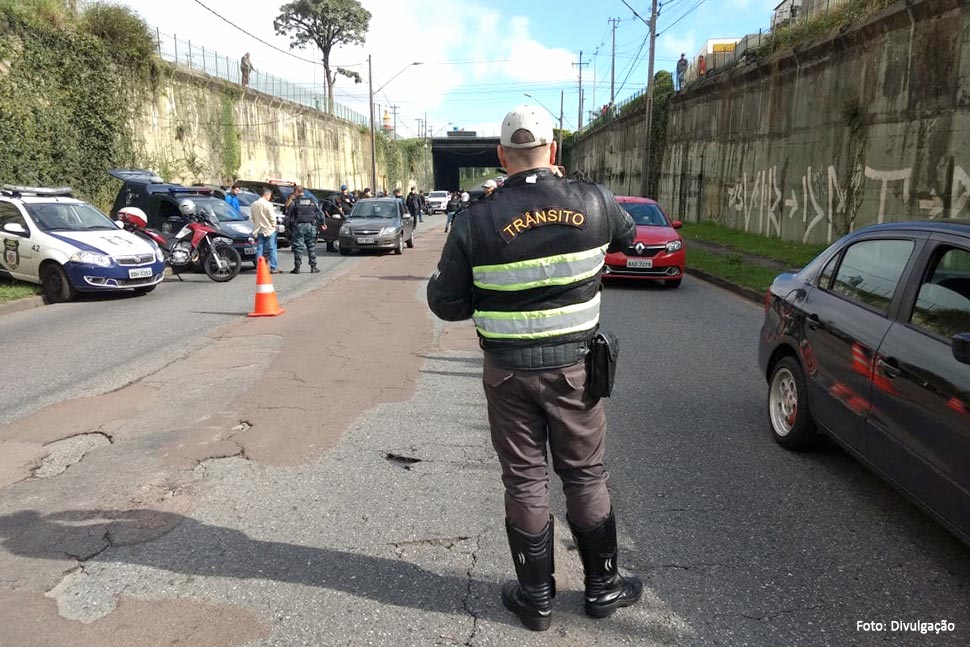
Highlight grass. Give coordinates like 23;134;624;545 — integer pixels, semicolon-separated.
682;221;828;267
0;278;42;304
686;247;784;294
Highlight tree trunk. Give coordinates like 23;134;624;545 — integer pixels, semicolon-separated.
323;62;335;114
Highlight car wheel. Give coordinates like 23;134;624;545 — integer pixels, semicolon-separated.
41;263;76;304
394;234;404;255
767;356;820;450
665;278;682;289
133;285;156;295
405;234;414;248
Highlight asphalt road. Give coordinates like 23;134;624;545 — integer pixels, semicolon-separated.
1;220;968;646
598;277;970;646
0;246;351;424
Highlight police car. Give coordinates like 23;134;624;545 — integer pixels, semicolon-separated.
0;185;165;303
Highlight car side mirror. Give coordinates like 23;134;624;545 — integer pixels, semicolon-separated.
2;222;27;235
671;220;683;229
953;333;970;365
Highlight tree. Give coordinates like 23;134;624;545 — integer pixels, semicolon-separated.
274;0;370;113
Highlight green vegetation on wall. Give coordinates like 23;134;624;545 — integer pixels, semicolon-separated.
375;134;432;191
764;0;894;53
0;1;156;209
219;91;241;180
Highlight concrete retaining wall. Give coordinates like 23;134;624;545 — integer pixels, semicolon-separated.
131;68;392;192
567;0;970;244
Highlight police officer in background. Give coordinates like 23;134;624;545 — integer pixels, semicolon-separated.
286;185;325;273
427;105;640;631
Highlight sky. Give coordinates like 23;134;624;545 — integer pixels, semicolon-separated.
120;0;780;140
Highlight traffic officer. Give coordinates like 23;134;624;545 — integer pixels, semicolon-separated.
427;104;640;631
286;185;324;273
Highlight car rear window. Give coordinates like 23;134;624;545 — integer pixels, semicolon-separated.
831;239;914;314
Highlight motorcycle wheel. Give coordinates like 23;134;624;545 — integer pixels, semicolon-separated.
204;244;242;282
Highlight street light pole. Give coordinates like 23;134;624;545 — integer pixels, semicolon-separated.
524;92;564;166
368;59;423;192
369;54;377;192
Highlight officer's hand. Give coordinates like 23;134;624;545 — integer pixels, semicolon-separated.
320;224;327;231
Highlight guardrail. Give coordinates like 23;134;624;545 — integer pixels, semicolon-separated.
155;30;369;127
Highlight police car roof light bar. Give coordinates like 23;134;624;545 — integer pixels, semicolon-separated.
0;185;74;198
166;186;212;195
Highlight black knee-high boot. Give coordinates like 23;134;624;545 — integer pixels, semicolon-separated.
502;517;556;631
569;510;642;618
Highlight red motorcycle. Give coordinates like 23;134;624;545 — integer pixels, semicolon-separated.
117;204;242;282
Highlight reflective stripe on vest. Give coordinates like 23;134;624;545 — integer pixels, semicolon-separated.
473;292;601;340
472;245;608;292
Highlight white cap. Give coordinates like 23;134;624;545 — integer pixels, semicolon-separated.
500;104;554;149
482;179;497;189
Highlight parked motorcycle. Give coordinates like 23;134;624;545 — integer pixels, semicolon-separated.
116;204;242;282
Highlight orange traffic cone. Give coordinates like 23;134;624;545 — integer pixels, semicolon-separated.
248;256;285;317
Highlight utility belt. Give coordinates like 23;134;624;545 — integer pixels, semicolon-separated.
481;332;618;398
481;338;589;371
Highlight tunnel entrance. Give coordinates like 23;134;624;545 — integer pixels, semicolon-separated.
430;137;502;191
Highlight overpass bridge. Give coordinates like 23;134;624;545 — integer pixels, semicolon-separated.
429;136;501;191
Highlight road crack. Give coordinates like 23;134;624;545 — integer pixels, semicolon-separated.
462;534;483;646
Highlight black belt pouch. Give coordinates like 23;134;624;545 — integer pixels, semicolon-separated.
586;331;619;398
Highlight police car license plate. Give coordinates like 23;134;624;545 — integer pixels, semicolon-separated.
626;258;653;269
128;267;153;279
244;247;256;255
357;237;376;244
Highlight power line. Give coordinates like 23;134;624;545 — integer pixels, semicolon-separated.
191;0;360;68
658;0;708;36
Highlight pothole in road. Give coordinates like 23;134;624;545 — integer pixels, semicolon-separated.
35;433;112;478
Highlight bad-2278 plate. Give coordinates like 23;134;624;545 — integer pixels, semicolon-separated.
626;258;653;268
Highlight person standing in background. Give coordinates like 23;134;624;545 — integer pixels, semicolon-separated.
240;53;255;87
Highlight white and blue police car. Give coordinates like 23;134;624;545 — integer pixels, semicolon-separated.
0;185;165;303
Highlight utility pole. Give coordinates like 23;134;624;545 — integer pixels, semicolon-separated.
573;51;589;129
591;47;598;113
390;105;400;138
557;89;564;166
609;17;621;103
639;0;659;197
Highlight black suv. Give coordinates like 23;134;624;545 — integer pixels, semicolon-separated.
109;170;257;264
759;220;970;544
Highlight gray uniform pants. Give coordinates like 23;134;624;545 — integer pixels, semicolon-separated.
482;355;611;534
291;222;317;268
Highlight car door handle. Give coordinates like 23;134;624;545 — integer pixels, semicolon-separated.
876;357;902;379
806;313;822;330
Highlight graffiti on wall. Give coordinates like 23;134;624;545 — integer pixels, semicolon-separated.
728;164;970;243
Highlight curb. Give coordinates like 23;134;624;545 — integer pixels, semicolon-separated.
686;267;763;304
0;295;45;316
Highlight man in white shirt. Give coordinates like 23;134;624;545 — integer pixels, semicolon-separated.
250;187;281;273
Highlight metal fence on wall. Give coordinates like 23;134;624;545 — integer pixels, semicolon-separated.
155;31;369;127
576;0;860;136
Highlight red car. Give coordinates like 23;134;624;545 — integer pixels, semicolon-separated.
602;196;685;288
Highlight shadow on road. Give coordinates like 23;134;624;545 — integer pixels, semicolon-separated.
0;509;506;624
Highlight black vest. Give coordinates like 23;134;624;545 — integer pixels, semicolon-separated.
466;168;614;348
291;196;317;224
